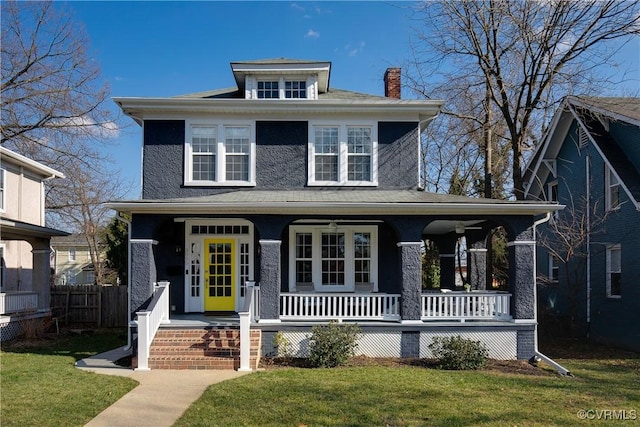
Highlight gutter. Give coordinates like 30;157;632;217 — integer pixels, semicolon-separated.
114;212;133;352
532;212;573;376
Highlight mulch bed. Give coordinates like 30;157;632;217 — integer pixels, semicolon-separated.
259;337;639;375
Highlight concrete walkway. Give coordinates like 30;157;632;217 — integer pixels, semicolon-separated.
77;346;250;427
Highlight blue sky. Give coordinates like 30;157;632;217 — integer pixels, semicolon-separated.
64;1;640;199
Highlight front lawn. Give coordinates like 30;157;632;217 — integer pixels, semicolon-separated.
176;345;639;427
1;330;138;427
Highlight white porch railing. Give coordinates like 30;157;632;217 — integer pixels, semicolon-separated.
0;292;39;315
238;281;258;372
421;291;511;322
136;281;170;371
280;293;401;321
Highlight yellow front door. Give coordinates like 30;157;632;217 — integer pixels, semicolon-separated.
204;239;235;311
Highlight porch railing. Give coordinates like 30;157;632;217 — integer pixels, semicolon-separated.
238;281;257;372
280;293;401;321
421;291;511;322
0;292;39;315
136;281;170;371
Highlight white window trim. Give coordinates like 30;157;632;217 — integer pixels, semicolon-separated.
288;224;378;292
184;121;256;187
606;244;622;299
0;168;5;213
246;75;318;100
605;165;621;211
307;121;378;186
548;254;559;283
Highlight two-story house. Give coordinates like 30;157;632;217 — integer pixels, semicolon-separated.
0;147;68;340
524;96;640;352
51;234;103;285
109;59;561;370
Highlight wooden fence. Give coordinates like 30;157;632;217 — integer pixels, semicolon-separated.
50;285;128;327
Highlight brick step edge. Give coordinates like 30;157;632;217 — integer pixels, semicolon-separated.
148;356;260;370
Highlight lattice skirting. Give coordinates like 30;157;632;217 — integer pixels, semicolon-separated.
264;328;518;360
419;330;517;360
0;311;51;342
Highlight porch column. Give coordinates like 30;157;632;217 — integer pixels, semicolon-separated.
508;223;536;359
31;238;51;310
467;242;488;290
434;238;456;290
258;239;281;323
398;242;422;324
130;239;158;319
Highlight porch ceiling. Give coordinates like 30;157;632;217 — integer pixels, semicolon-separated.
106;190;563;217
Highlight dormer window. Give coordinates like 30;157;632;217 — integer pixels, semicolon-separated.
285;81;306;98
251;77;313;99
257;81;279;99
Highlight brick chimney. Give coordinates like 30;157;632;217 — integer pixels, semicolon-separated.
384;67;401;99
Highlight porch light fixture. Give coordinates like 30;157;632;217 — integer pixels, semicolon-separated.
329;221;338;230
455;222;465;235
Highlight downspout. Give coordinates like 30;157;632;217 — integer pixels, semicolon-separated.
532;212;572;376
115;212;133;351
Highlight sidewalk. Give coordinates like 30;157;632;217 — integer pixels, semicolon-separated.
77;346;250;427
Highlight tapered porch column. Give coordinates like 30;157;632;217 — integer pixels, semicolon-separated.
398;242;422;324
467;243;488;290
130;239;158;319
433;238;456;290
508;221;537;359
258;239;281;323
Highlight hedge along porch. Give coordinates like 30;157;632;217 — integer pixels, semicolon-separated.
110;190;560;363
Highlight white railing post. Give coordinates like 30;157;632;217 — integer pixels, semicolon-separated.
136;311;151;371
135;281;170;371
238;281;256;372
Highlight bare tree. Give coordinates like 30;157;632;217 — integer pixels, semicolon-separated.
408;0;639;199
1;1;128;283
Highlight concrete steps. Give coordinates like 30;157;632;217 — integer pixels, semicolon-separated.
147;327;261;370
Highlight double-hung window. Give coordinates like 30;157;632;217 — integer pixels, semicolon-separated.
285;81;306;98
548;254;559;283
257;81;279;99
606;245;621;298
289;225;377;292
185;122;255;186
605;165;620;210
308;122;377;186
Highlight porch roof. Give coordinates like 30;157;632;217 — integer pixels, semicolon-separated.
107;189;562;216
0;217;70;240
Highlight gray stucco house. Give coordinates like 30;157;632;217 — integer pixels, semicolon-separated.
524;96;640;352
109;58;560;370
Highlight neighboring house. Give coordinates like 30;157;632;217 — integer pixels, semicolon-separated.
51;234;102;285
109;58;560;370
524;96;640;352
0;147;68;341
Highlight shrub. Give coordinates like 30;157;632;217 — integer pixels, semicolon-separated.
273;331;291;358
308;321;361;368
428;335;489;370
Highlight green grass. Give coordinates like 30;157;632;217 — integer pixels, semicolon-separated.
176;357;640;427
1;330;138;427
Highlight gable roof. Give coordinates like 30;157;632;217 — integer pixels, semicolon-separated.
524;96;640;209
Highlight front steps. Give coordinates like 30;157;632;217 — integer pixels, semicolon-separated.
146;326;261;370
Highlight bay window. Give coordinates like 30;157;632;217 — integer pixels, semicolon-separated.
185;122;255;186
289;225;377;292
